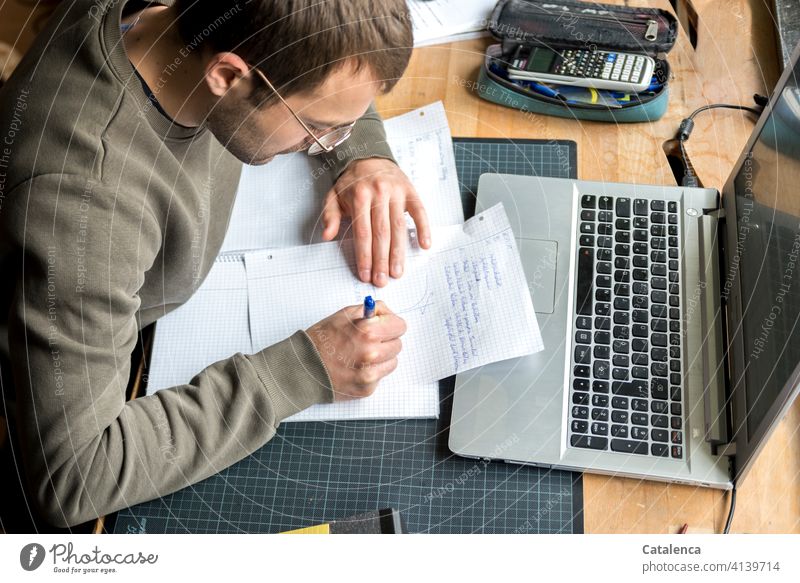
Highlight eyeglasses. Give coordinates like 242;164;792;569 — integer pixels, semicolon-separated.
251;67;355;156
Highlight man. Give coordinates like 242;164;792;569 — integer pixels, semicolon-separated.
0;0;429;528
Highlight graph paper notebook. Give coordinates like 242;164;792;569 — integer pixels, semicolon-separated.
147;204;544;422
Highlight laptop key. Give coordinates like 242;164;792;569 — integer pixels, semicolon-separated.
595;302;611;315
633;255;647;268
612;396;629;409
632;399;648;412
651;400;668;413
614;297;630;310
572;406;589;419
651;200;666;211
611;410;628;423
633;199;648;215
632;339;649;352
671;416;682;429
651;378;668;400
631;412;648;425
631;427;648;440
651;414;668;428
575;345;591;364
599;196;613;210
594;345;610;359
652;429;668;442
574;365;590;378
671;445;683;458
593;361;610;379
595;331;610;344
616;197;631;216
612;380;648;398
591;422;609;435
613;340;629;353
581;195;596;208
573;392;590;405
581;209;595;221
651;443;669;457
571;434;608;450
573;379;590;391
575;330;591;344
611;439;648;454
592;394;609;407
592;381;609;393
611;424;629;438
571;420;589;433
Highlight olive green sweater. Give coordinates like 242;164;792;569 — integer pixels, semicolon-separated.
0;0;395;528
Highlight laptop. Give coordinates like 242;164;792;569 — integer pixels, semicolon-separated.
449;44;800;489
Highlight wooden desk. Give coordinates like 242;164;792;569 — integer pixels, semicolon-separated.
0;0;796;534
375;0;799;533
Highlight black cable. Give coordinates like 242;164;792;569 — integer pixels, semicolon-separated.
677;99;763;187
723;484;737;534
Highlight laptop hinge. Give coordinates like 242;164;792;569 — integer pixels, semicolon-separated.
698;211;730;445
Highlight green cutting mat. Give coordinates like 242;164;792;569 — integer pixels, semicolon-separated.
110;138;582;534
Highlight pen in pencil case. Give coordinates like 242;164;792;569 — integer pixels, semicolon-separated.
363;295;376;319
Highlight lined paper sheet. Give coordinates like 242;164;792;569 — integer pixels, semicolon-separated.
219;101;463;253
246;204;544;422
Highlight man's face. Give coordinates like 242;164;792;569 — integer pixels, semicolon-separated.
204;62;381;165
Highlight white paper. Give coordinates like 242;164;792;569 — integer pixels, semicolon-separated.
219;101;463;253
147;257;252;392
245;204;544;422
408;0;494;47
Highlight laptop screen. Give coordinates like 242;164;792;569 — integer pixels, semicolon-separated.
729;55;800;440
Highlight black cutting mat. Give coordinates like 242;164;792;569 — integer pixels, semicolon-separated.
110;138;581;534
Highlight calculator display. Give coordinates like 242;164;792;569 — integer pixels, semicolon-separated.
524;48;557;73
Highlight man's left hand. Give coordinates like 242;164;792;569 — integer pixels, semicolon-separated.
321;157;431;287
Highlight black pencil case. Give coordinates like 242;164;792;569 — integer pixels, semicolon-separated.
475;0;679;122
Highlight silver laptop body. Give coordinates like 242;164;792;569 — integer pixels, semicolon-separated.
449;44;800;489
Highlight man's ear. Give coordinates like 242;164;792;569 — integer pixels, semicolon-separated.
204;52;251;98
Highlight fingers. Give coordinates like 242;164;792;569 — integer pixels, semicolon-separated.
407;190;431;249
352;189;372;283
352;357;399;394
371;187;392;287
388;198;407;280
321;189;342;241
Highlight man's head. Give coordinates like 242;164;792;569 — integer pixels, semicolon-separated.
174;0;413;164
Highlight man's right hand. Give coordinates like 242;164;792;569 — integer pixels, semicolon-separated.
306;300;406;401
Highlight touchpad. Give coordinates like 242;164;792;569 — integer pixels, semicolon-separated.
517;238;558;314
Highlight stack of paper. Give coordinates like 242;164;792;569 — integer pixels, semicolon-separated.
409;0;495;47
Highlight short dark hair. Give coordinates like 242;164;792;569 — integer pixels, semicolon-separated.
174;0;413;106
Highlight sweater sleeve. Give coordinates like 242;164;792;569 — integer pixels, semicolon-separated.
321;102;397;180
3;174;333;528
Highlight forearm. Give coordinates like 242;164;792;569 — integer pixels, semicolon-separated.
15;329;331;528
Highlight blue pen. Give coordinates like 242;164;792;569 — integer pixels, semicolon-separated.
363;295;376;319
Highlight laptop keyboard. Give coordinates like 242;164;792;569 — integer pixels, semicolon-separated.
568;194;684;459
